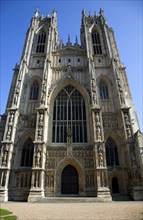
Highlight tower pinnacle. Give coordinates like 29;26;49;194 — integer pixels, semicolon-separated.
34;8;39;18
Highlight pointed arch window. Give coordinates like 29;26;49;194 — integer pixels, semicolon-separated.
30;80;39;100
21;138;34;167
105;137;119;166
92;30;102;55
36;31;46;53
52;85;87;143
99;80;109;99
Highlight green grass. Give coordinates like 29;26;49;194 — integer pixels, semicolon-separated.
0;209;17;220
2;216;17;220
0;209;12;216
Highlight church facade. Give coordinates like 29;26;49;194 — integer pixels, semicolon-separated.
0;8;143;202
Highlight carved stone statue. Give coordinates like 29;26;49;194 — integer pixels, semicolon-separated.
96;126;101;141
35;150;41;167
39;112;44;123
13;94;18;105
9;112;14;124
6;126;12;140
37;127;42;141
98;146;103;167
2;145;9;166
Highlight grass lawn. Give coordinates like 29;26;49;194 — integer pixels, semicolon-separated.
0;209;17;220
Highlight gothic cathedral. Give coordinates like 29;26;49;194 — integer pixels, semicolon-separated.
0;8;143;202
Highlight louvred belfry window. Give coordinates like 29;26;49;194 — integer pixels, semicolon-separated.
52;85;87;143
92;30;102;55
36;31;46;53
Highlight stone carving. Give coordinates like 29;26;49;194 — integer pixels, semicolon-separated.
117;78;125;104
84;158;94;168
98;145;104;167
39;112;44;124
6;126;12;141
40;78;47;106
73;148;93;158
46;158;55;169
36;110;44;141
13;93;18;105
19;116;36;128
37;127;43;141
95;112;100;125
2;145;9;166
124;112;132;138
35;147;41;167
94;112;102;141
45;172;54;188
15;81;21;94
9;112;14;124
103;116;118;128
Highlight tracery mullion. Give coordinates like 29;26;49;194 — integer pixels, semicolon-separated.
81;99;84;143
55;99;58;142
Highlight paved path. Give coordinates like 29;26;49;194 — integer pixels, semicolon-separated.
1;201;143;220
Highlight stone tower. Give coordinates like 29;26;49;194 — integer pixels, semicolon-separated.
0;8;143;202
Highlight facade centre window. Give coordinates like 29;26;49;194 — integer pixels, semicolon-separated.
52;85;87;143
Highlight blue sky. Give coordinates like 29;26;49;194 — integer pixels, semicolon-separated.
0;0;142;131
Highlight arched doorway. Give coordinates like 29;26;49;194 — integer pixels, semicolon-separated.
61;165;79;194
112;177;119;194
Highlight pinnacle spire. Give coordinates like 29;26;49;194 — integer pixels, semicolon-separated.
68;35;70;43
100;8;104;17
82;9;86;17
75;36;78;46
34;8;39;18
52;8;57;18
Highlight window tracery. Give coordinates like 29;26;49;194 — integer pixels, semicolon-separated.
21;138;34;167
52;85;87;143
105;137;119;166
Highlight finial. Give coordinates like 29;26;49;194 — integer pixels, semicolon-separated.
100;8;104;16
52;8;57;17
75;36;78;46
34;8;39;18
82;9;86;16
68;34;70;43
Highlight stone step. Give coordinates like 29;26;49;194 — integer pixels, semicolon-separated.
34;196;102;203
112;195;133;201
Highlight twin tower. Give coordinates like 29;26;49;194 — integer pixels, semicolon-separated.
0;8;143;202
